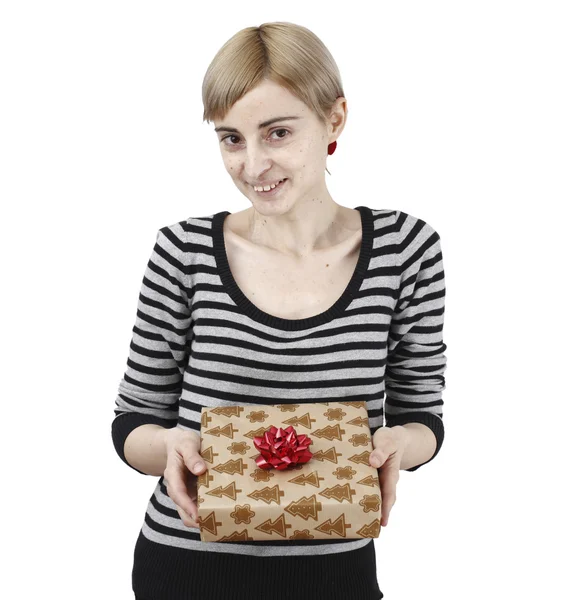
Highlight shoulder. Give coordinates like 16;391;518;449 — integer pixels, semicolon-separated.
364;208;442;274
364;207;439;236
154;211;224;269
157;211;221;246
392;209;441;242
362;207;438;247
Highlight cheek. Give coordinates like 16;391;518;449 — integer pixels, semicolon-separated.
221;155;238;174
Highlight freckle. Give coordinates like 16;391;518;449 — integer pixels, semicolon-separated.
326;263;329;267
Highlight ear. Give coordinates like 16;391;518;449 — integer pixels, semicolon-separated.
327;96;347;142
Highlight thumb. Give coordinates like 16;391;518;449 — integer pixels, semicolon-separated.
176;432;207;476
369;449;384;467
183;445;207;476
190;454;206;475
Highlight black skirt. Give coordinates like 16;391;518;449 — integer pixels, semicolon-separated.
132;529;384;600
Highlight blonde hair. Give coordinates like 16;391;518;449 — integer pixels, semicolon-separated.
202;22;345;127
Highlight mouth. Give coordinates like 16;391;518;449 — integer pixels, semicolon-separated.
250;178;288;197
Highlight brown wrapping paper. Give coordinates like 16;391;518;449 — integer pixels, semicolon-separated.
196;401;382;542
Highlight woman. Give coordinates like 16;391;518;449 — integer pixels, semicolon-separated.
112;21;447;600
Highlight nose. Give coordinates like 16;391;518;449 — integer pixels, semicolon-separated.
243;141;272;182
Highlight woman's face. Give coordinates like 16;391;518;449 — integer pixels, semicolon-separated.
213;79;345;217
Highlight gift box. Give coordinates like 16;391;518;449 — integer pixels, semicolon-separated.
196;401;382;542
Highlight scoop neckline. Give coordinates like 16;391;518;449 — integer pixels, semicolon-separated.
211;205;374;331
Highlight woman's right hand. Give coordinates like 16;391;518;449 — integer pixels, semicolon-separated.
162;427;207;529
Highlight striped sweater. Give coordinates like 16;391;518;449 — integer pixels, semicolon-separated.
111;205;447;566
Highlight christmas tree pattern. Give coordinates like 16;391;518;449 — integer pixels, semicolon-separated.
244;426;274;440
205;481;242;500
288;470;325;488
348;450;372;466
359;494;381;513
284;495;322;521
206;423;239;439
201;411;212;429
312;424;345;441
312;446;342;463
314;514;351;537
255;514;292;538
196;469;213;489
217;530;255;542
247;484;285;505
283;413;316;429
230;503;255;524
200;446;218;464
210;406;245;418
212;458;247;475
358;474;380;487
346;415;370;428
319;483;356;503
356;519;381;538
198;512;222;535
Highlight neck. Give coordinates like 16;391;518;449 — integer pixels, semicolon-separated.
247;198;351;258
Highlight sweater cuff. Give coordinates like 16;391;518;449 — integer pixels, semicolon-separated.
111;413;177;475
385;412;444;472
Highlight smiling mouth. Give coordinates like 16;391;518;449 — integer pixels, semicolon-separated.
250;178;288;195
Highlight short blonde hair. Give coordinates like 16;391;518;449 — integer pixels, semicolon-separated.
202;21;345;126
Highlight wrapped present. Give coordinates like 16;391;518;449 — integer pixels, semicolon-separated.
196;401;382;542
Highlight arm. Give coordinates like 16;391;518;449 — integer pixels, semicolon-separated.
123;424;169;477
111;224;193;475
391;423;437;471
384;213;447;472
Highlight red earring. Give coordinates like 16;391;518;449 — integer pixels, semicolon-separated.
328;141;337;155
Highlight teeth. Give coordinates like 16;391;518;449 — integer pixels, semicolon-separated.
254;179;284;192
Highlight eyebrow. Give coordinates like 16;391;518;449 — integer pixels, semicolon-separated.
214;116;302;134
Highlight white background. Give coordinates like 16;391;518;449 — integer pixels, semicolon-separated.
1;1;563;599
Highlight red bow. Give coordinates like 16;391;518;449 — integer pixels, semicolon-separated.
253;426;313;470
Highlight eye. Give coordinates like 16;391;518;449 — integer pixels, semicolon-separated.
220;128;290;148
271;128;289;140
221;134;241;146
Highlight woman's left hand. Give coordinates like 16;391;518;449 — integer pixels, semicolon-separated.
369;426;408;527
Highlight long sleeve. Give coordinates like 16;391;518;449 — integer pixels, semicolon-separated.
385;212;447;472
111;224;193;474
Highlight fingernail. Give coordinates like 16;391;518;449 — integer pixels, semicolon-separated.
194;462;204;472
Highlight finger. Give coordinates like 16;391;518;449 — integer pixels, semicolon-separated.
164;454;199;522
370;429;400;467
186;453;207;475
379;473;398;527
369;449;387;468
165;428;207;476
177;504;200;529
179;436;207;476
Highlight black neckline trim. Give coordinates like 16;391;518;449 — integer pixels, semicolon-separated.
212;205;374;331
